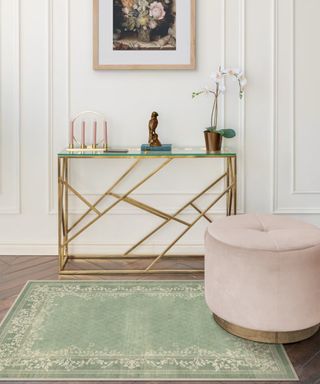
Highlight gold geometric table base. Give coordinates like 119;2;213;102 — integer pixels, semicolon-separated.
58;152;237;275
213;314;320;344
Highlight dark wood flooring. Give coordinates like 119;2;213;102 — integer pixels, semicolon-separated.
0;255;319;384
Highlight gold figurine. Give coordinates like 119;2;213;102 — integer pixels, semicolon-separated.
148;112;162;147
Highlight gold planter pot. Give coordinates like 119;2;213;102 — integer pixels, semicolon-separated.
204;131;222;152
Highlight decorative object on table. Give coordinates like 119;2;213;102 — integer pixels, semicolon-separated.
140;143;172;152
205;214;320;344
148;111;161;146
68;111;108;151
93;0;196;70
193;66;247;152
141;111;172;151
0;281;297;381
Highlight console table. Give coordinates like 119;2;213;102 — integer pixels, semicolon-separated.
58;148;237;275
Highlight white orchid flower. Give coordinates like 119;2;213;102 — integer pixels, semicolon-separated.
210;73;219;83
230;68;242;76
219;82;226;94
240;78;247;88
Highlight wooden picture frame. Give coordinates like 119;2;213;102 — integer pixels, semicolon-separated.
93;0;196;70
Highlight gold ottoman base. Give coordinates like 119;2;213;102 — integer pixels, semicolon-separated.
213;314;319;344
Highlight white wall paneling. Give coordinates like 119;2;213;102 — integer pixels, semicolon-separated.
48;0;70;214
244;0;274;213
274;0;320;214
224;0;246;213
0;0;21;214
273;0;320;214
0;0;319;255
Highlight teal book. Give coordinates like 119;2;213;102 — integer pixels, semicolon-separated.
141;144;172;152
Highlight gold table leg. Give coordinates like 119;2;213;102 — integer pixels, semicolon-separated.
58;158;69;272
63;158;69;269
233;156;237;215
58;158;63;271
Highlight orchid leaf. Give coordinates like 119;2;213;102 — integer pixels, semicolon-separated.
216;129;236;138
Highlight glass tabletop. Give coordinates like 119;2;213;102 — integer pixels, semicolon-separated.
58;147;236;158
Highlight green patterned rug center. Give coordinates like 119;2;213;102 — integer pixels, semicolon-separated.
0;281;297;381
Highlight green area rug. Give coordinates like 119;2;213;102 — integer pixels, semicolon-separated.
0;281;297;381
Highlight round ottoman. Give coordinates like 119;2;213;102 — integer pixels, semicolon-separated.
205;214;320;343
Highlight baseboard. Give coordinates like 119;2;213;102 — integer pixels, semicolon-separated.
0;243;205;256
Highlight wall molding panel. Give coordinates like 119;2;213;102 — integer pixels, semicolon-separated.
0;0;21;214
272;0;320;215
218;0;246;213
48;0;70;214
291;0;320;196
238;0;246;213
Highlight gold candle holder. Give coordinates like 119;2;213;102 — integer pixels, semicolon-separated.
80;144;87;150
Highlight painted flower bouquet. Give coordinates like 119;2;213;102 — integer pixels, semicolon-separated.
114;0;176;48
193;67;247;151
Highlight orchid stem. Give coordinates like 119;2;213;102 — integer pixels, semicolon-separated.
210;83;219;129
210;97;216;128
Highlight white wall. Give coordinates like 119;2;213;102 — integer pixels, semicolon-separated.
0;0;319;255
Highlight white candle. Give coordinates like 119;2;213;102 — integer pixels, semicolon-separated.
93;121;97;147
81;121;86;147
69;121;74;147
104;121;108;147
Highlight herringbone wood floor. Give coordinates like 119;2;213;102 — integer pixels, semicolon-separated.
0;255;319;384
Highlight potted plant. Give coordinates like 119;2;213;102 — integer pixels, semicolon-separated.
193;67;247;152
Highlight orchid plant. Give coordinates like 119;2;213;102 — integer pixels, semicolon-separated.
193;67;247;138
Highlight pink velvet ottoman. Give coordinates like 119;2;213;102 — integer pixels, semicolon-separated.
205;214;320;343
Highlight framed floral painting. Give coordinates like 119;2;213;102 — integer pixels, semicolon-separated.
93;0;196;69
